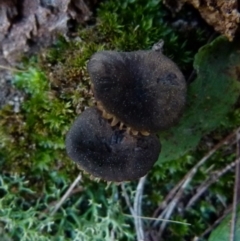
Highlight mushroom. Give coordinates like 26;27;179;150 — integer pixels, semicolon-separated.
65;107;161;182
66;43;186;181
87;47;186;133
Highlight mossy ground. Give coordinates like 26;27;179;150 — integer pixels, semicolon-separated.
0;0;239;240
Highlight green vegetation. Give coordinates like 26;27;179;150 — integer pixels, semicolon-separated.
0;173;133;241
97;0;207;72
0;0;239;240
159;36;240;163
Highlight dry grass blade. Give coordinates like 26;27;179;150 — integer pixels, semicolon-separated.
158;177;191;237
230;130;240;241
152;178;185;219
123;213;191;225
51;173;82;215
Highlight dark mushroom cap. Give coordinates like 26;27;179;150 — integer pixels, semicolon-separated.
65;107;161;182
87;50;186;132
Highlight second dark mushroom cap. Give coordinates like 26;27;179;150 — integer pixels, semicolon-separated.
65;107;161;182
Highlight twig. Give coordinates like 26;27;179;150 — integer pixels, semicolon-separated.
230;130;240;241
39;186;83;218
152;178;185;219
158;173;192;237
134;176;147;241
0;64;25;72
51;173;82;215
186;158;240;209
123;213;191;225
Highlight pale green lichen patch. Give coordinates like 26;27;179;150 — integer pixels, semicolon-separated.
159;36;240;163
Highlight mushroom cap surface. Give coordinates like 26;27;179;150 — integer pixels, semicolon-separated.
65;107;161;182
87;50;186;132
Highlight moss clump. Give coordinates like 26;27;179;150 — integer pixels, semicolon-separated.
0;67;76;180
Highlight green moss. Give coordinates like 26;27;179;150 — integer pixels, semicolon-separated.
97;0;208;71
0;67;75;180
